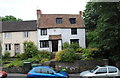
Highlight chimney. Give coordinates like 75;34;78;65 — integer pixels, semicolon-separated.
79;11;82;17
37;9;42;18
36;9;42;28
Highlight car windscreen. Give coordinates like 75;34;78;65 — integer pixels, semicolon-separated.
90;66;98;73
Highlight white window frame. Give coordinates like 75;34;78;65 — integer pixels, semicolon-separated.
5;44;11;51
24;32;29;38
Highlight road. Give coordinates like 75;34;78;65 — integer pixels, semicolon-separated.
7;73;80;78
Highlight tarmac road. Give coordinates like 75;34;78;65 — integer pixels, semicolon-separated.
7;73;80;78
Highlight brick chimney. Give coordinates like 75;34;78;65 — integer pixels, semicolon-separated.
79;11;82;17
37;9;42;18
36;9;42;28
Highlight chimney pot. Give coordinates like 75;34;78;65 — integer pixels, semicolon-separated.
79;11;82;16
37;9;41;14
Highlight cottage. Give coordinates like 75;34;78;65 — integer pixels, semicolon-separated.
0;20;37;56
37;10;86;52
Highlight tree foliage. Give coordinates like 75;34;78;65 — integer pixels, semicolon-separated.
84;2;120;61
1;15;22;21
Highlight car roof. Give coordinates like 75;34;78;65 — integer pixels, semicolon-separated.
33;66;50;69
97;65;117;68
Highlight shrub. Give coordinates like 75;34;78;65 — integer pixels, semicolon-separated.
70;43;80;50
62;42;69;49
81;48;99;60
60;49;76;62
55;50;65;61
38;50;52;59
55;49;76;62
23;41;38;59
2;51;10;60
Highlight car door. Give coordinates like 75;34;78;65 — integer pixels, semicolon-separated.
107;67;118;77
94;67;107;77
40;68;56;78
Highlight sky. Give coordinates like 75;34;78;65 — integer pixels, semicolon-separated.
0;0;89;20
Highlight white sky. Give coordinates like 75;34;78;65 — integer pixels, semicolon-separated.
0;0;89;20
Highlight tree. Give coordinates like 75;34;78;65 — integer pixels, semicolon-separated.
1;15;22;21
95;3;120;60
83;2;99;31
84;2;120;61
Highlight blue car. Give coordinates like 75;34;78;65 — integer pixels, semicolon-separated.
27;66;69;78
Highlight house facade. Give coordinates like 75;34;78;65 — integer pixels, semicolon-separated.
37;10;86;52
1;20;37;56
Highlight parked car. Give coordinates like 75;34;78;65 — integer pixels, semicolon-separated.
80;65;120;78
27;66;69;78
0;71;7;78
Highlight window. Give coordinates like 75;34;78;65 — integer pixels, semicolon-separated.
34;68;53;74
56;18;62;24
5;33;11;39
108;67;117;73
70;39;79;44
40;41;49;48
95;68;107;74
69;18;76;24
24;32;29;38
71;28;77;35
5;44;11;51
41;29;47;35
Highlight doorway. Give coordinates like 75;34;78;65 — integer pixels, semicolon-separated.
14;44;20;55
52;40;58;52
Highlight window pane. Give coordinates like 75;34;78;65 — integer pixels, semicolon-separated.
5;44;11;51
71;28;77;35
40;41;49;48
96;68;107;74
69;18;76;24
41;29;47;35
56;18;62;24
108;68;117;73
70;39;79;44
9;44;11;50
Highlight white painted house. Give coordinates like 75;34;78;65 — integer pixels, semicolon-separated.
37;10;86;52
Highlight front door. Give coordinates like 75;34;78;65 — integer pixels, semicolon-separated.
52;40;58;52
14;44;20;55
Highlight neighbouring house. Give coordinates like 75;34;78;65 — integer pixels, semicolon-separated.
0;21;2;43
1;20;37;56
37;10;86;52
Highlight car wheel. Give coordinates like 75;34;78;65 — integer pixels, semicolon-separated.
88;77;92;78
115;76;120;78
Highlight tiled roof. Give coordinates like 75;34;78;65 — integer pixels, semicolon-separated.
38;14;85;28
2;20;37;32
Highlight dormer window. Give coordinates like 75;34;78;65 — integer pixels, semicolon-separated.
56;18;62;24
69;18;76;24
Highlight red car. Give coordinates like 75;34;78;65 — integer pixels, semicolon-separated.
0;71;7;78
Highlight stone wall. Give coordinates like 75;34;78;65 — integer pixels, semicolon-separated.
2;59;109;74
54;59;108;73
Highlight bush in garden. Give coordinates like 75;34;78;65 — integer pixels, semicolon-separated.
23;41;38;59
70;43;80;50
55;49;76;62
2;51;10;60
38;50;52;60
55;50;65;61
62;42;70;49
60;49;76;62
81;48;99;60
